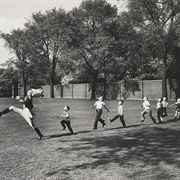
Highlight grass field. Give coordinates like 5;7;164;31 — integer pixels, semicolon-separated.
0;98;180;180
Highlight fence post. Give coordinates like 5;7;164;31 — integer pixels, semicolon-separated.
11;85;14;98
60;85;63;98
85;84;87;99
119;82;122;99
72;84;73;98
142;80;144;99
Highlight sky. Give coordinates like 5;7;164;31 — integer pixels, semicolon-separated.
0;0;126;65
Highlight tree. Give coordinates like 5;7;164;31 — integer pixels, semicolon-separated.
0;29;35;96
25;8;72;98
68;0;119;99
126;0;180;98
0;66;19;97
167;46;180;99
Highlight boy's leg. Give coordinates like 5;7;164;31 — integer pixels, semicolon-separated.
21;108;34;129
162;107;167;117
99;118;106;127
140;110;146;122
177;111;180;119
60;120;66;130
34;127;43;139
174;110;178;119
110;114;120;122
120;115;126;128
65;121;74;133
0;107;11;117
149;110;156;123
157;110;162;123
93;110;102;129
96;109;106;127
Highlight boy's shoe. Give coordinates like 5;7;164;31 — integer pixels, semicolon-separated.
108;118;112;122
63;127;66;130
102;123;106;127
140;119;145;123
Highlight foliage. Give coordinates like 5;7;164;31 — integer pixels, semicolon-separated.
126;0;180;98
0;29;35;95
68;0;138;99
24;8;72;97
121;78;140;99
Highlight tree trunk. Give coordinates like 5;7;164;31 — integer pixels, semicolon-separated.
23;72;27;97
91;70;98;99
103;74;107;99
50;59;56;98
175;78;180;100
162;52;167;98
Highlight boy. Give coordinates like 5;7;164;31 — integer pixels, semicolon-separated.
60;106;74;134
91;96;109;130
162;97;168;117
156;98;163;123
140;96;156;124
0;90;43;140
171;98;180;119
108;100;126;128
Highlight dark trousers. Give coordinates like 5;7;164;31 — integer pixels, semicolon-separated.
61;120;74;133
94;109;105;129
162;107;167;117
157;108;163;123
141;109;156;123
111;114;126;127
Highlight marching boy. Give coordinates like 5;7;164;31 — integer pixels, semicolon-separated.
171;98;180;120
140;96;156;124
108;100;126;128
156;98;164;123
162;97;168;117
91;96;109;130
60;106;74;134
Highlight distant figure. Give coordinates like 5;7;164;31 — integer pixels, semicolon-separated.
162;97;168;117
140;96;156;124
108;100;126;128
28;87;44;98
60;106;74;134
171;98;180;120
91;96;109;130
156;98;163;123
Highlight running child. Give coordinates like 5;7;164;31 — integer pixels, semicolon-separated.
91;96;109;130
60;106;74;134
108;100;126;128
171;98;180;120
162;97;168;117
140;96;156;123
156;98;163;123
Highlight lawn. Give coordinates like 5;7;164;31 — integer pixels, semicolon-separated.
0;98;180;180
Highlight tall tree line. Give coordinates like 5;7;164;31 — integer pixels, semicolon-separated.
1;0;180;99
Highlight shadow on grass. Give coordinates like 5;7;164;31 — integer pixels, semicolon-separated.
47;132;77;139
161;118;180;124
56;124;180;179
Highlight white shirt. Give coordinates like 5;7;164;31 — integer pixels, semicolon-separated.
162;101;168;108
94;101;105;110
143;100;151;110
118;105;124;115
156;102;162;109
60;111;70;121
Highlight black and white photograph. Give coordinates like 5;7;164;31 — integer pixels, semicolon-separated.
0;0;180;179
